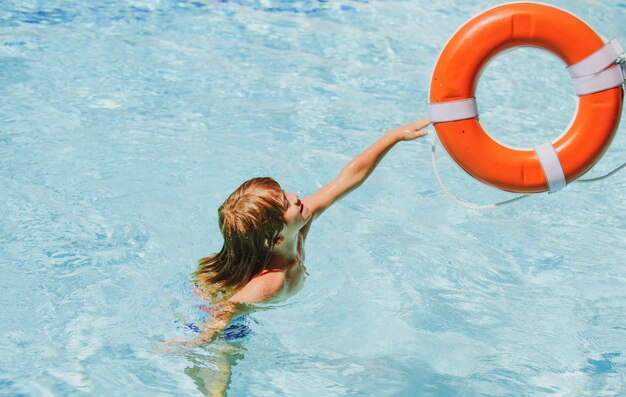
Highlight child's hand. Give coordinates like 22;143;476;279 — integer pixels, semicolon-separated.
395;118;431;141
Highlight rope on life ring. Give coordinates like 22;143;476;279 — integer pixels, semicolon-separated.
431;135;626;210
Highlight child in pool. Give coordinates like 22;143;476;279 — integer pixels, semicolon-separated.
183;118;431;347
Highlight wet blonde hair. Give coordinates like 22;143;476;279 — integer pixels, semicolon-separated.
194;177;288;297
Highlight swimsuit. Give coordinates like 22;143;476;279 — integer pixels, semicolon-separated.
180;315;252;342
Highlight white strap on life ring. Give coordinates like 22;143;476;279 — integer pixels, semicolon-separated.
568;38;626;96
567;38;623;77
427;98;478;123
571;67;624;95
533;142;567;193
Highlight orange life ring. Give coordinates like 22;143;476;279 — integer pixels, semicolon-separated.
429;3;624;193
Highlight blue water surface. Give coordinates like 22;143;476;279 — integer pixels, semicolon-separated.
1;0;625;395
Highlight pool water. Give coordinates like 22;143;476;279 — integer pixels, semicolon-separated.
1;0;625;395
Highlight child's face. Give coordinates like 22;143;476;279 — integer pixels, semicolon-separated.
282;191;312;232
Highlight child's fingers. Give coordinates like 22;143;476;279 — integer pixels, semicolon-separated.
156;338;195;355
159;336;190;346
416;118;431;129
403;119;431;133
412;129;429;139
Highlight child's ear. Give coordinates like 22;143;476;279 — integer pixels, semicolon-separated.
273;235;284;246
265;235;284;248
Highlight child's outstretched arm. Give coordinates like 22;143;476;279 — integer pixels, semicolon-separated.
302;119;430;221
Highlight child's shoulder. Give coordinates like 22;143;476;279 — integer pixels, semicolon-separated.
229;270;285;304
